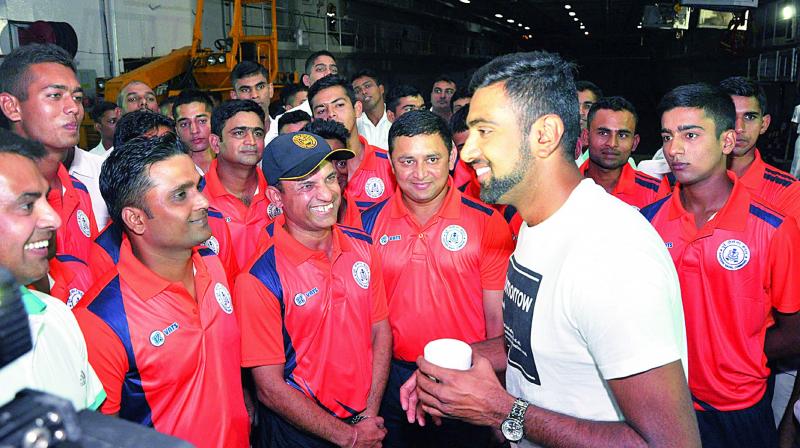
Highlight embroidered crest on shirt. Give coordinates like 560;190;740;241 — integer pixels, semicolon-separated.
379;234;401;245
294;287;319;306
203;236;219;254
292;133;318;149
716;239;750;271
214;283;233;314
441;225;468;251
267;203;283;220
149;322;180;347
364;177;385;199
76;209;91;238
66;288;84;309
352;261;371;289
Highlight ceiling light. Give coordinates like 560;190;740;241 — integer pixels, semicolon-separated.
507;18;515;23
459;0;470;3
568;11;576;16
637;24;642;29
580;25;585;29
782;5;796;20
564;4;572;9
573;17;579;22
584;31;589;35
524;26;530;30
518;23;523;27
495;13;503;18
528;34;533;38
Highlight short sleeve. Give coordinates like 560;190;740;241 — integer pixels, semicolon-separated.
73;308;128;414
368;246;389;323
479;211;514;291
233;272;287;367
766;216;800;314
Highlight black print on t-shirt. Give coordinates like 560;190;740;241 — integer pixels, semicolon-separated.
503;256;542;385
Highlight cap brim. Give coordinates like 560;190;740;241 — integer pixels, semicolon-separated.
279;148;355;181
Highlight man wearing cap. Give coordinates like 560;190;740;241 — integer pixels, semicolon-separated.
234;131;392;448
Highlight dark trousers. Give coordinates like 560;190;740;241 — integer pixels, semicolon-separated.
252;404;338;448
695;391;778;448
379;358;493;448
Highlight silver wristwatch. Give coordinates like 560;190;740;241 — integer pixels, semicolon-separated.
500;398;529;442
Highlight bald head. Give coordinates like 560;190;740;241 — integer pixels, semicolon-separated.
118;81;158;114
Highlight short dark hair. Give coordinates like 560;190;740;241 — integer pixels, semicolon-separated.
658;83;735;137
91;101;120;122
449;104;470;135
210;99;265;138
576;80;603;98
280;83;308;107
719;76;768;114
172;89;214;119
302;119;349;147
386;84;423;114
308;75;357;109
388;110;452;155
100;133;188;226
432;75;456;88
0;44;76;101
113;109;175;148
450;87;471;112
305;50;336;75
278;109;311;133
587;96;639;129
231;61;269;89
470;51;579;158
0;129;46;161
350;69;382;87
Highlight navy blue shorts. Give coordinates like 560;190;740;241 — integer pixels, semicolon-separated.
694;390;777;448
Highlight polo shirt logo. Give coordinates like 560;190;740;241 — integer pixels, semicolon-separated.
214;283;234;314
267;203;283;220
379;234;401;245
66;287;84;309
365;177;385;199
150;322;180;347
76;209;91;238
203;236;220;254
717;239;750;271
441;225;468;252
352;261;371;289
293;287;319;306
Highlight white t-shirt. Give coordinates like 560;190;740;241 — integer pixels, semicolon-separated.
0;289;105;410
503;179;687;447
69;147;110;230
356;106;391;150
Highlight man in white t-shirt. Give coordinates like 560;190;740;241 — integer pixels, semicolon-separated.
0;130;105;411
400;51;700;447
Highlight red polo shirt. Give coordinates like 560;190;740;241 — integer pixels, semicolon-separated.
740;149;800;219
73;240;249;447
580;159;670;209
361;182;513;361
49;164;98;261
48;254;93;309
202;159;274;267
89;209;238;284
234;215;388;418
453;158;481;200
641;174;800;411
345;136;396;211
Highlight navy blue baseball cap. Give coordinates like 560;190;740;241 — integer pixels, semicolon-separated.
262;131;354;186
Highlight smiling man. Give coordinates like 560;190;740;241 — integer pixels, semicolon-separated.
234;131;391;448
359;110;513;448
73;133;249;447
400;51;698;448
0;43;99;261
579;96;669;209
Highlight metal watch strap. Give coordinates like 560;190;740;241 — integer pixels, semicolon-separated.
509;398;529;421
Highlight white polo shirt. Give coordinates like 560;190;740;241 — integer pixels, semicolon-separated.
356;106;391;150
0;287;106;410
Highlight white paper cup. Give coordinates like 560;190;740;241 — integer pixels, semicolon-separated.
423;338;472;371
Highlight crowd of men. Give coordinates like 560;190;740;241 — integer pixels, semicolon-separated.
2;41;800;448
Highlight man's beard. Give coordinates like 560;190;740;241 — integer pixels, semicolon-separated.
479;141;532;204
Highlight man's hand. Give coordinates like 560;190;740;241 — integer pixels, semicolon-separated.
348;416;387;448
399;369;439;427
414;353;512;428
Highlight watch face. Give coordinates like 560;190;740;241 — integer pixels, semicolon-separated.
501;419;524;442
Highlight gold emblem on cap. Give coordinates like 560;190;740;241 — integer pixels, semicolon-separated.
292;133;318;149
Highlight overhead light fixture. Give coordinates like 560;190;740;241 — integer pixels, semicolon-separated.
507;18;515;23
524;26;530;30
637;24;642;29
573;17;579;22
568;11;576;16
495;13;503;18
580;25;585;29
528;34;533;38
564;4;572;9
782;4;796;20
584;31;589;35
518;23;523;27
459;0;470;3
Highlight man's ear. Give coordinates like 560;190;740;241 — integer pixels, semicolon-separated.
302;74;311;87
121;206;147;236
0;93;23;124
386;110;395;122
721;129;737;155
209;134;222;155
760;114;771;135
94;122;102;134
528;114;565;159
631;134;641;153
229;90;237;100
354;100;363;118
448;144;457;172
266;185;284;207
